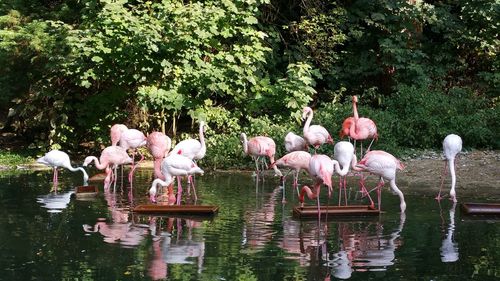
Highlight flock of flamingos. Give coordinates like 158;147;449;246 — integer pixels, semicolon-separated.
36;96;463;215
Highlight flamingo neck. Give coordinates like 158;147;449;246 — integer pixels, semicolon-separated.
89;156;108;170
241;134;248;154
303;110;313;134
448;158;456;199
198;122;206;158
154;159;165;180
332;159;344;175
353;98;359;120
390;179;406;213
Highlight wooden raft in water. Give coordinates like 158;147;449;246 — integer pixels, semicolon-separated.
461;203;500;215
133;204;219;216
74;185;99;199
293;205;380;219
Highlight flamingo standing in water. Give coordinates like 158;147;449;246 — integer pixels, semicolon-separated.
240;133;283;177
147;131;172;180
436;134;462;202
347;96;378;156
354;150;406;213
170;121;206;197
83;146;133;188
119;128;147;182
272;151;312;202
332;141;357;206
149;154;204;205
284;132;308;152
37;150;89;186
302;107;333;152
299;154;335;220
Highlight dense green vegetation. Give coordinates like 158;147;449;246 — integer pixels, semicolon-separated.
0;0;498;168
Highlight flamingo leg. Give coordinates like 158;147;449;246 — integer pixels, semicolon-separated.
343;176;348;206
435;161;448;201
176;176;183;205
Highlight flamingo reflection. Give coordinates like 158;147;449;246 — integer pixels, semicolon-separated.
36;189;74;213
439;202;459;263
82;188;148;248
326;213;406;278
147;216;205;280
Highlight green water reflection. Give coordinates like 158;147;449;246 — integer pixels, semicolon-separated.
0;168;499;280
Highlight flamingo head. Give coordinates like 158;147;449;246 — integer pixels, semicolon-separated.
302;107;312;120
149;185;157;203
352;95;358;103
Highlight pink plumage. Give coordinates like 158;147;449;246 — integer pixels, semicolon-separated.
355;150;406;212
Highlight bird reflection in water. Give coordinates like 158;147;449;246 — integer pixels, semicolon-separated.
147;216;205;280
36;189;75;213
82;188;148;248
439;202;459;263
325;213;406;279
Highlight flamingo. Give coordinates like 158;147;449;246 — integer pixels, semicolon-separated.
332;141;358;206
169;121;206;191
37;150;89;186
284;132;308;152
240;133;283;177
436;134;462;202
272;151;312;203
147;131;172;180
119;128;147;182
149;154;204;204
302;106;333;152
299;154;335;220
339;117;354;140
348;96;378;156
170;121;206;161
110;124;128;146
83;146;133;187
354;150;406;213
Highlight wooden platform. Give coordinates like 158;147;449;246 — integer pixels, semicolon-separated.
461;202;500;216
133;204;219;216
74;185;99;199
293;205;380;219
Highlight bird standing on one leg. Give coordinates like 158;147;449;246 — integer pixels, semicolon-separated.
436;134;462;202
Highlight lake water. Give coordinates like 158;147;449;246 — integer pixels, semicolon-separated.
0;167;499;280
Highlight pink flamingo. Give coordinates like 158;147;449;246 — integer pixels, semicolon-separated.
169;121;206;191
149;154;204;204
302;107;333;152
83;146;133;187
284;132;308;152
272;151;312;202
37;150;89;186
348;96;378;156
354;150;406;213
147;131;172;180
119;128;147;182
240;133;283;177
332;141;358;206
436;134;462;202
299;154;335;220
110;124;128;146
339;117;354;140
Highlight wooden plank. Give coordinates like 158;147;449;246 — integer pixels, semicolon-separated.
74;185;99;199
293;205;380;219
461;202;500;215
133;204;219;216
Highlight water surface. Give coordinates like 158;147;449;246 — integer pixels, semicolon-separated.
0;167;499;280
